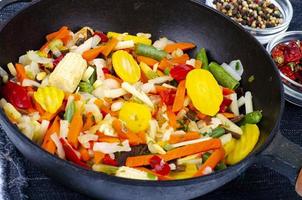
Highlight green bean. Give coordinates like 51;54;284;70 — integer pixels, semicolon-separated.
64;101;75;122
89;67;97;84
79;81;94;93
202;152;211;163
196;48;209;70
209;127;226;138
215;162;227;170
241;110;262;125
135;43;167;61
209;62;240;89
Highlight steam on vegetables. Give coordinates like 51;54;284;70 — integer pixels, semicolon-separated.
0;26;262;180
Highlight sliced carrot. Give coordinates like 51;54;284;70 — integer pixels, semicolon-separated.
135;167;174;180
80;147;90;162
194;148;225;177
137;131;146;144
167;106;178;129
140;71;149;83
67;110;83;149
158;58;173;71
172;80;186;112
15;63;27;83
112;119;142;145
82;45;106;61
99;136;121;143
40;103;65;121
169;131;201;144
102;38;118;57
197;112;208;120
126;139;221;167
161;139;221;162
221;112;236;119
164;42;196;53
42;116;60;154
94;151;105;164
82;112;95;131
195;60;202;69
137;56;158;67
171;54;190;64
104;74;123;84
46;26;68;41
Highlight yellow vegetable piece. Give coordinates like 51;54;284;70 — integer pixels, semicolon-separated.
170;164;198;179
185;69;223;116
226;124;260;165
112;50;141;83
33;86;64;114
107;32;152;45
119;102;151;133
223;138;236;156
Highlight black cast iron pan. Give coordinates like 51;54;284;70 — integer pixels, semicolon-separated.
0;0;301;199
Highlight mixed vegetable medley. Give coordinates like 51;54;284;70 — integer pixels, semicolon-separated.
0;26;262;180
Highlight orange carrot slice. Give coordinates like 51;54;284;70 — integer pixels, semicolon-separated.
82;45;106;61
172;80;186;112
164;42;196;53
137;56;158;67
42;116;60;154
125;139;221;167
15;63;27;83
194;148;225;177
171;54;190;65
169;131;201;144
67;110;83;149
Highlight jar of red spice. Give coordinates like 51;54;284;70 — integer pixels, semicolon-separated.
267;31;302;106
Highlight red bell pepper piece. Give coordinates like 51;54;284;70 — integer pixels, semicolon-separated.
53;54;65;68
158;89;176;106
219;98;232;113
102;154;118;166
170;64;194;81
1;81;32;109
149;155;170;176
60;138;90;169
102;68;110;74
94;32;109;43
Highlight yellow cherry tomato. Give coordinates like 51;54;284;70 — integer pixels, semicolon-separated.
112;50;141;83
33;86;64;114
226;124;260;165
185;69;223;116
119;102;151;132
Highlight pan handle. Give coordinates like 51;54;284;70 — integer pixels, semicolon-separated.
0;0;32;10
259;131;302;186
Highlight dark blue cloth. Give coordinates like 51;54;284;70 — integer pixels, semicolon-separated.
0;1;302;199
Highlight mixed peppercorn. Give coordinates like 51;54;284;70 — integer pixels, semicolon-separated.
271;40;302;84
213;0;283;29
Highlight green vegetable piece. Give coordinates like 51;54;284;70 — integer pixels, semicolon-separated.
92;164;119;175
215;162;227;171
248;75;255;83
140;62;158;79
202;152;211;163
147;172;157;180
49;39;63;50
208;62;240;89
241;110;262;125
79;81;94;93
64;101;75;123
164;68;170;75
209;127;225;138
135;43;167;61
196;48;209;70
163;142;173;151
89;67;97;84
